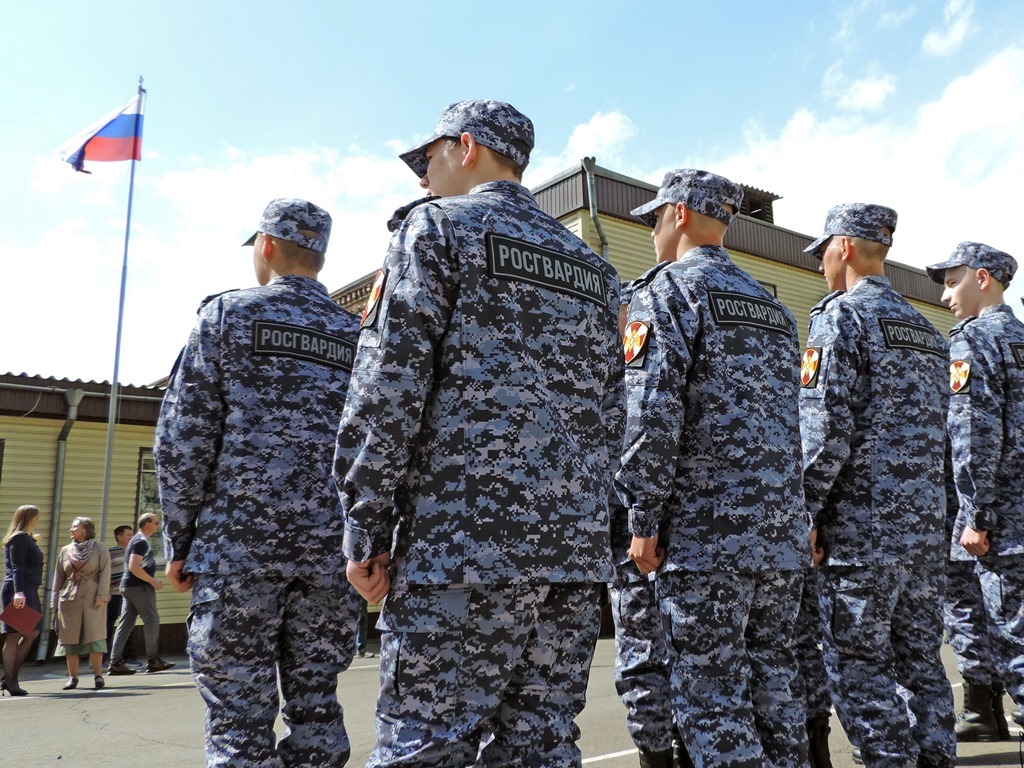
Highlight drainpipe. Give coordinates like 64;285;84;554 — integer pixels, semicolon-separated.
582;157;609;262
37;388;85;660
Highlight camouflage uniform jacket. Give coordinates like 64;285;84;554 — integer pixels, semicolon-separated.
334;180;625;586
615;246;808;573
947;304;1024;557
800;275;948;566
155;275;360;575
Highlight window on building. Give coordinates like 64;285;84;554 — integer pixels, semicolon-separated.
135;448;165;566
759;281;778;297
0;439;5;485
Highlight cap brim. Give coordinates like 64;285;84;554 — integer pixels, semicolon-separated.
630;198;666;228
242;232;258;247
803;234;830;257
925;260;958;284
400;132;444;179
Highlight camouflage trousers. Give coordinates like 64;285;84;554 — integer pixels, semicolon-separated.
977;554;1024;705
944;558;998;685
818;562;955;768
609;566;675;753
657;569;807;768
368;582;602;768
792;567;831;720
187;572;360;768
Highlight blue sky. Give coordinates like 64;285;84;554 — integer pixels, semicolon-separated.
3;0;1023;384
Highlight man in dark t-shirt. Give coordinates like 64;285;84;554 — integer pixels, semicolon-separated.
108;513;174;674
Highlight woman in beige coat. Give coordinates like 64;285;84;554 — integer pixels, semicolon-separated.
51;516;110;690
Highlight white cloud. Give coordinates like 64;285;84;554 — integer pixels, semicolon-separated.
923;0;974;57
823;62;898;111
712;44;1024;312
879;6;917;27
834;0;882;44
526;111;637;185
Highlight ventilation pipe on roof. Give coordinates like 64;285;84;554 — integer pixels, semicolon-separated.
37;387;85;660
582;157;609;262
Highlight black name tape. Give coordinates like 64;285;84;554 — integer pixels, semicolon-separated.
879;319;945;356
1011;343;1024;368
708;291;792;335
486;234;607;306
252;321;355;371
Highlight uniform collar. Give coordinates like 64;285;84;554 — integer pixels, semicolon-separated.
979;303;1013;318
679;244;730;263
953;303;1014;332
468;179;535;200
269;274;328;294
847;274;891;294
811;289;844;313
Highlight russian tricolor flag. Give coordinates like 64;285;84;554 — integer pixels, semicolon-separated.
58;92;145;173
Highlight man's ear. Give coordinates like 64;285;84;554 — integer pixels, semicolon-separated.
839;236;854;262
975;267;992;290
460;132;478;168
258;234;277;264
675;202;689;229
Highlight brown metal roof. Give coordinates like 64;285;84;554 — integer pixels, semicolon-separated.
532;163;943;307
0;373;163;425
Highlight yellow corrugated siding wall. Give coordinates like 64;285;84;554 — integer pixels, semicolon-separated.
0;416;59;559
0;417;190;624
569;213;656;283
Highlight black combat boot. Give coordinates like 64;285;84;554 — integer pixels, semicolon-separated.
638;748;673;768
672;738;695;768
991;682;1011;740
955;680;999;742
807;715;834;768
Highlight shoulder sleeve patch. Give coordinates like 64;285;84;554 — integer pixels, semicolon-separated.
361;269;387;329
623;321;651;368
950;360;971;393
708;291;793;336
879;318;945;356
801;347;822;388
252;321;355;372
1010;343;1024;368
485;233;607;306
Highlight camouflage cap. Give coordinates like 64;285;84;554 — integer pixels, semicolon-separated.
630;169;744;228
804;203;897;257
399;100;535;179
926;241;1017;287
242;198;332;255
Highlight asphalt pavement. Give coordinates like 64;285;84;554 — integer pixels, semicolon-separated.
3;639;1021;766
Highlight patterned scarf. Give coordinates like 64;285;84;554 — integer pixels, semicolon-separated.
67;539;97;583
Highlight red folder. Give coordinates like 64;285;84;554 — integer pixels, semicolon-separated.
0;603;43;635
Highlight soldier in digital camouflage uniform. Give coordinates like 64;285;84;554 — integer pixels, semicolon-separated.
927;242;1024;742
800;203;955;768
156;199;362;768
333;100;624;767
617;170;810;768
610;278;692;768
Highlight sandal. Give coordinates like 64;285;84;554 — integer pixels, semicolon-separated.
63;677;79;690
94;675;105;690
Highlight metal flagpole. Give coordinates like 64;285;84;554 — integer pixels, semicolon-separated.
99;77;146;542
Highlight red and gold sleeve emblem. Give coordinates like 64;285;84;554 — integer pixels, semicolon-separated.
623;321;651;367
801;347;822;388
360;269;387;329
950;360;971;393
